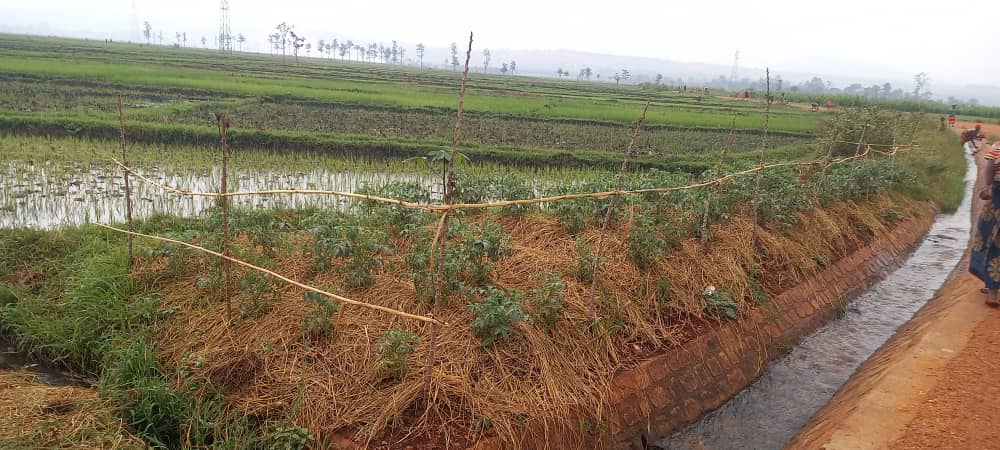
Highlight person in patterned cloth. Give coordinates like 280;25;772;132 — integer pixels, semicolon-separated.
971;140;1000;307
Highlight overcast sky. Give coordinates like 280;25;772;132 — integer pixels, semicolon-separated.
3;0;1000;87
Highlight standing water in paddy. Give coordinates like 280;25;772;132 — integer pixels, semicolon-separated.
658;153;975;450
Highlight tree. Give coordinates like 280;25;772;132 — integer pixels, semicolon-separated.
346;40;354;61
201;36;207;49
275;22;293;60
236;33;245;52
143;22;152;45
182;32;187;48
482;48;491;73
655;73;663;85
157;31;163;46
500;62;508;74
415;43;425;68
556;68;564;78
317;40;324;57
620;69;630;83
305;43;312;57
331;39;339;59
509;60;516;74
613;73;622;84
356;44;365;62
450;42;459;71
268;33;280;55
175;32;182;47
913;72;930;99
339;42;348;60
584;67;592;80
289;30;306;64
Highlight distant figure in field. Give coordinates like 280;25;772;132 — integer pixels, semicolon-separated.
948;104;958;127
940;116;947;130
962;123;985;154
810;101;819;112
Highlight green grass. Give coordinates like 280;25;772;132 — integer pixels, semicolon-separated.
894;127;967;212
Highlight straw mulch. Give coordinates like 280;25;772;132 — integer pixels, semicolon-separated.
148;193;922;448
0;370;147;450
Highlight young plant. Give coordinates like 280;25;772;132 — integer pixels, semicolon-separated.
302;290;339;340
467;286;529;346
311;223;393;288
573;238;598;283
376;329;421;379
702;285;738;320
530;274;566;331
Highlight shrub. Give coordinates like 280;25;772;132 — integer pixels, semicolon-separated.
530;274;566;331
302;290;339;340
376;329;421;379
702;286;738;320
468;286;529;346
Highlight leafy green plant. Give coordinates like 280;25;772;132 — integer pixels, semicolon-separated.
376;329;421;379
356;181;431;231
302;290;339;340
530;274;565;331
467;286;529;346
574;238;598;283
266;426;314;450
702;285;738;320
238;269;279;320
310;222;393;288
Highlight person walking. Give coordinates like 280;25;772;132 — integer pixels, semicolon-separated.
971;140;1000;306
963;124;985;154
948;104;958;127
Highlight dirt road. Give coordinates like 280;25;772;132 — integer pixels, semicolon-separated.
788;121;1000;450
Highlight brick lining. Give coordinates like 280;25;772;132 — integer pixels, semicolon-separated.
608;204;938;449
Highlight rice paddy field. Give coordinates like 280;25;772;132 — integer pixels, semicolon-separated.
0;32;979;449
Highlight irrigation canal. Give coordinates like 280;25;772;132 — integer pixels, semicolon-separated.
658;152;975;449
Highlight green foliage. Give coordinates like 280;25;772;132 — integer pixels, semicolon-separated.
573;238;598;283
702;286;738;320
529;274;566;331
376;329;421;379
308;217;393;288
356;181;431;231
302;290;339;340
467;286;529;346
266;426;314;450
455;172;536;216
238;269;280;320
407;219;513;302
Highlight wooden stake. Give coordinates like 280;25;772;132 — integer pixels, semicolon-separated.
117;95;134;270
425;31;474;405
700;114;737;249
751;69;772;251
589;99;651;319
216;113;233;325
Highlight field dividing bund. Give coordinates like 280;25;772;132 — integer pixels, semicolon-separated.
0;32;973;449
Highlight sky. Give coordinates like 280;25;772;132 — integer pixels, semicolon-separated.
3;0;1000;88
